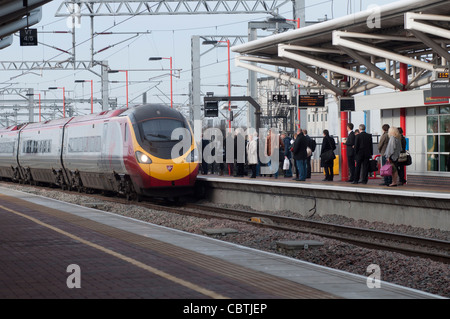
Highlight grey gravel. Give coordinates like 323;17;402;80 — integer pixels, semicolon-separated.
3;183;449;298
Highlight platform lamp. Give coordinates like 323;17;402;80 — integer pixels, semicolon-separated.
202;39;231;129
74;80;94;114
149;57;173;108
25;92;41;122
48;86;65;118
108;70;128;108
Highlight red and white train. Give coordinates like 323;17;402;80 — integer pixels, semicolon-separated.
0;104;199;199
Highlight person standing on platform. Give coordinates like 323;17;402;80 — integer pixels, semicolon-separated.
353;124;373;184
225;131;234;176
378;124;391;186
266;130;284;178
344;123;356;183
291;132;299;180
246;132;258;178
397;127;407;185
234;128;246;177
293;129;308;181
201;136;209;175
384;127;402;187
281;131;293;178
320;129;336;181
303;129;315;179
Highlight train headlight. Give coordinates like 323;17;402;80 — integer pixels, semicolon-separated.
136;151;152;164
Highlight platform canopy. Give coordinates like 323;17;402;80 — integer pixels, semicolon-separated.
231;0;450;98
0;0;53;49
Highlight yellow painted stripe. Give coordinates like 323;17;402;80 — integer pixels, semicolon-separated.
0;203;228;299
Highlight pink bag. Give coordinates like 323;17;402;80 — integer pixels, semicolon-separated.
380;164;392;176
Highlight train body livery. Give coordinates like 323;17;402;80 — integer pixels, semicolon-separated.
0;104;199;199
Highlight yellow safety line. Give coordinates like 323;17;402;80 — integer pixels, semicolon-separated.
0;203;228;299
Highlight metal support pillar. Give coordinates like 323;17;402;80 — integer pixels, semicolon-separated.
247;27;258;129
340;110;348;181
27;88;34;123
293;0;306;130
101;61;109;110
400;62;408;182
191;35;202;144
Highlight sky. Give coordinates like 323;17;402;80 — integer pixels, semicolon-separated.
0;0;396;124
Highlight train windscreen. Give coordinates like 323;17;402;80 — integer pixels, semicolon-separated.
141;119;187;142
138;118;192;159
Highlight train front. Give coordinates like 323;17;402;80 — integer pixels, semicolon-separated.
126;104;199;197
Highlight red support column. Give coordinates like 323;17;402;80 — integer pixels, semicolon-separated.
400;63;408;131
400;62;408;182
340;111;349;181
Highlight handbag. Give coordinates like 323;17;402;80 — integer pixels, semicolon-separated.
321;149;335;162
283;158;290;170
398;151;412;166
398;152;408;163
307;147;312;157
368;159;378;173
380;163;392;176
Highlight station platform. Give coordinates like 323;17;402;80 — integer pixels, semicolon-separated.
196;173;450;231
0;185;443;303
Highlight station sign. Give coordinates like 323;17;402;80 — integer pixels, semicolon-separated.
298;95;325;107
20;28;38;46
204;101;218;117
339;97;355;111
271;94;289;103
437;71;449;80
431;82;450;99
432;70;449;81
424;89;449;105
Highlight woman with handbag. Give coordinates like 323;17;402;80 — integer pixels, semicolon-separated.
384;127;402;187
396;127;407;185
320;129;336;181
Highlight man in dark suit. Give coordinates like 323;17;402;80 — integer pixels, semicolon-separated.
353;124;373;184
293;129;308;181
345;123;356;182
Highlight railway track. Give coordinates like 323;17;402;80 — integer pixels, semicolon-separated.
182;203;450;264
77;191;450;264
3;181;449;264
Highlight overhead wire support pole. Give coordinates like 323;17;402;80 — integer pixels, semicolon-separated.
203;39;232;129
149;57;173;108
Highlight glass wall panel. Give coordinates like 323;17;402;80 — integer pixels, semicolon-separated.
427;135;438;152
440;115;450;133
427;154;439;171
440;135;450;152
427;116;439;133
440;154;450;172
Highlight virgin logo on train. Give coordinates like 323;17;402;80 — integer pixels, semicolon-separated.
167;165;174;172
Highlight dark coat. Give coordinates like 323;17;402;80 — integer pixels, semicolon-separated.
320;135;336;166
354;131;373;161
400;135;406;152
283;136;293;158
345;131;355;157
293;133;308;160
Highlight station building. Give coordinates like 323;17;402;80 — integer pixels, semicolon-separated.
232;0;450;184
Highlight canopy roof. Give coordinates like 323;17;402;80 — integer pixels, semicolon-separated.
232;0;450;97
